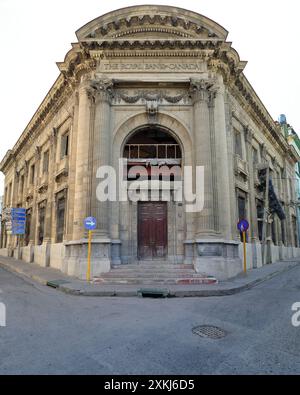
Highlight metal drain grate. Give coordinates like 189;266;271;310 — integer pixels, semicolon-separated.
192;325;227;339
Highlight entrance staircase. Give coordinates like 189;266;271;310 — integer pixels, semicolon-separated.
93;261;218;285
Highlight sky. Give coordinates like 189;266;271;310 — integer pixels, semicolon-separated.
0;0;299;195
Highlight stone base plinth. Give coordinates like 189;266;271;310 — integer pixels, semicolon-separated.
22;244;34;263
65;238;111;279
194;239;242;280
34;243;50;267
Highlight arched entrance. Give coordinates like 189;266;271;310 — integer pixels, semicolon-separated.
123;127;182;260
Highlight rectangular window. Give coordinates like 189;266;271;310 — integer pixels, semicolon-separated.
235;131;243;158
4;187;8;206
60;133;69;159
38;206;46;245
25;209;31;246
281;219;286;245
8;183;12;206
238;195;247;242
252;147;258;165
30;164;35;185
271;220;276;245
292;216;298;247
20;175;24;197
43;151;49;174
256;201;264;242
238;196;246;220
56;197;66;243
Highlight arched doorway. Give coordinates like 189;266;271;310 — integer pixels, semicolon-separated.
123;127;182;260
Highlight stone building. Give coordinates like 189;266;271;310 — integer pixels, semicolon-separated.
1;5;299;280
281;115;300;246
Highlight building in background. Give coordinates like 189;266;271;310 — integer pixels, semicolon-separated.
0;5;299;281
279;114;300;246
0;195;3;237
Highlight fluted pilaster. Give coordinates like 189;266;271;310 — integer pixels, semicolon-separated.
190;79;218;236
72;81;94;240
90;79;114;238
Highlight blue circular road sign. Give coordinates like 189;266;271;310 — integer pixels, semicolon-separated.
84;217;97;231
237;219;249;233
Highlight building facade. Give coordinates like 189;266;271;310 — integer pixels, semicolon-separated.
1;5;299;280
281;115;300;246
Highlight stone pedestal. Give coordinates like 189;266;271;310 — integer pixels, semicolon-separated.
65;239;111;279
194;239;242;280
252;241;263;268
111;239;122;265
33;242;50;267
22;244;34;263
183;240;194;264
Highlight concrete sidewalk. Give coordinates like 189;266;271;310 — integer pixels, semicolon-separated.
0;255;299;297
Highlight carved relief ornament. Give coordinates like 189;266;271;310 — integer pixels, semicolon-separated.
114;89;190;104
86;78;114;103
189;78;217;103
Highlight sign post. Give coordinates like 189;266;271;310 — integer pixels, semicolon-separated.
84;217;97;282
237;219;249;273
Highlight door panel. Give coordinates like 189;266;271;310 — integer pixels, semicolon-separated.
138;202;167;259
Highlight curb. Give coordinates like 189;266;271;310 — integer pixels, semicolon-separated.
0;259;299;298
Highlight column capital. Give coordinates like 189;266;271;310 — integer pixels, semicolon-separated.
261;143;268;160
189;78;209;103
189;78;219;104
35;145;41;161
87;78;114;104
244;126;254;144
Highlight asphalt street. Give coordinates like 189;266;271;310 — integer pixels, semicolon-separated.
0;265;300;374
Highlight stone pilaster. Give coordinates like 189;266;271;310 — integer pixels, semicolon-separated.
43;128;57;243
212;80;234;240
190;78;242;279
244;126;258;240
89;79;114;238
30;146;41;245
72;81;94;240
190;78;218;237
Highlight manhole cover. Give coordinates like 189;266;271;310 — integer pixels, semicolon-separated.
192;325;227;339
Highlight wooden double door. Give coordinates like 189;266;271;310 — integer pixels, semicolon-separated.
138;202;168;259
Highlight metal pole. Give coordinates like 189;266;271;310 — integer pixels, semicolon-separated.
87;230;92;281
243;231;247;273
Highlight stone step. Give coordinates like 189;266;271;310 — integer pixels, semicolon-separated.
111;264;194;271
93;261;217;285
103;267;199;274
93;277;217;285
100;272;207;279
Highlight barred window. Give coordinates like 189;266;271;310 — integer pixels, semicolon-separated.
56;197;66;243
38;205;46;245
25;209;32;246
43;151;49;174
235;131;243;158
60;132;69;159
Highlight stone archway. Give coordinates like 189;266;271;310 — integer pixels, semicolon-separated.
110;112;193;264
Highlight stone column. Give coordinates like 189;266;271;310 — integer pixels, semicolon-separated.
212;80;234;241
7;165;19;256
190;79;218;237
191;78;241;280
30;146;41;245
90;79;113;238
65;78;111;279
43;128;57;244
72;81;94;241
38;128;58;268
244;127;261;267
